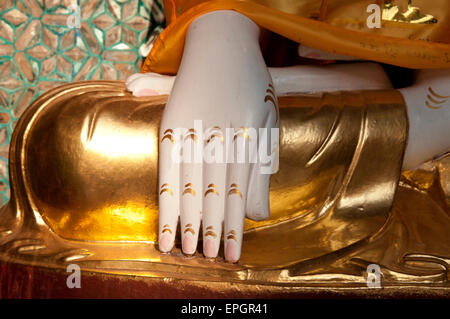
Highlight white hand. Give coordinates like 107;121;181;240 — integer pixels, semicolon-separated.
157;11;278;263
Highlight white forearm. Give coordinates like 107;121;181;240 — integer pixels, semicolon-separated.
131;62;392;96
400;69;450;170
269;63;391;94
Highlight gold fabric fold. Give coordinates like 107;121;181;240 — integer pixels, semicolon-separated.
0;81;450;290
2;82;450;290
7;82;407;248
142;0;450;74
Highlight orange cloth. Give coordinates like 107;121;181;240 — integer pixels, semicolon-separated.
142;0;450;74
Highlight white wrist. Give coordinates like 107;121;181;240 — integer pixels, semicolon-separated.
400;69;450;169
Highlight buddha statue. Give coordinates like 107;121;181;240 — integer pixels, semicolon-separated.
0;0;448;297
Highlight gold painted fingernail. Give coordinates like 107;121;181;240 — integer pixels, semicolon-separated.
160;183;173;196
227;184;242;199
183;183;195;196
204;184;219;197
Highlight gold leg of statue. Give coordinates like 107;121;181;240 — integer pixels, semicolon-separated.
0;81;448;297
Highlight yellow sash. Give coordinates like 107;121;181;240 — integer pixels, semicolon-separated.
142;0;450;74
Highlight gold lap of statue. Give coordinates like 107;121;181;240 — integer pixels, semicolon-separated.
0;81;448;296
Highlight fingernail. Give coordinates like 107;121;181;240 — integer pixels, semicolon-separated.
135;88;159;97
204;239;216;258
225;241;239;263
182;235;195;255
159;233;172;252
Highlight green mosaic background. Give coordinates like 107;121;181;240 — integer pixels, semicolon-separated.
0;0;165;204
